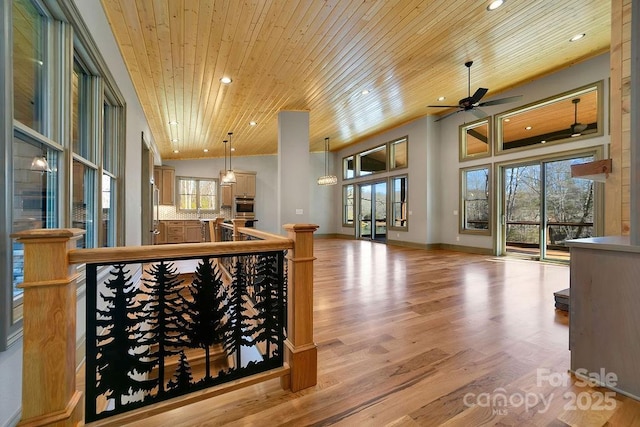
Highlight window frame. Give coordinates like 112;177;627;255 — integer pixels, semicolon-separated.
389;175;408;231
460;118;491;161
495;81;604;155
459;164;492;236
176;176;220;213
342;184;355;227
343;136;409;179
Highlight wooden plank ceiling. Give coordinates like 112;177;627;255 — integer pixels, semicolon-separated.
100;0;611;160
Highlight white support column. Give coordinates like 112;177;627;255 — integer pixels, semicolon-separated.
278;111;311;231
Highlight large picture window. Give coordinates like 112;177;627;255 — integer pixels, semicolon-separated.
460;165;491;235
177;177;218;212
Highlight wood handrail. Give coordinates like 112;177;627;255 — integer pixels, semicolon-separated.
236;226;289;241
69;239;293;265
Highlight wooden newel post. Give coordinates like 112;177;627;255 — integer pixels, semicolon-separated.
213;217;225;242
231;218;246;241
11;229;85;427
281;224;319;392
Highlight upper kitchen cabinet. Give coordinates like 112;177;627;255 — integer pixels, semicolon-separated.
235;172;256;198
154;165;175;205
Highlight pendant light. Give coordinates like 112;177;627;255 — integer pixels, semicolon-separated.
317;137;337;185
220;139;231;187
30;147;52;173
225;132;237;184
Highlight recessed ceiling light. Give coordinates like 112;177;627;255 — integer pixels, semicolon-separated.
220;76;232;84
171;138;178;142
173;150;179;153
231;147;236;152
504;118;511;122
570;33;586;42
203;148;209;153
487;0;505;11
249;121;257;126
437;96;446;101
362;89;370;95
168;120;178;125
525;126;532;130
541;140;547;144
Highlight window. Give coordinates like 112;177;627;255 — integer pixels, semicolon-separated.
460;165;491;235
495;81;603;154
343;184;354;226
390;137;408;169
13;0;46;133
390;176;408;229
460;118;491;161
3;0;126;351
343;155;355;180
101;98;122;247
177;177;218;212
358;145;387;176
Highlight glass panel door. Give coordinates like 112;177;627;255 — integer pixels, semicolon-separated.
502;154;596;261
504;164;542;258
358;182;387;242
543;156;594;261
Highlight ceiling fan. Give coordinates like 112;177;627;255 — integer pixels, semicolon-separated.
542;98;593;143
428;61;522;121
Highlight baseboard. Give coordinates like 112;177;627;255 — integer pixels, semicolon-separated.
315;233;355;240
1;408;21;427
437;243;494;255
386;240;439;250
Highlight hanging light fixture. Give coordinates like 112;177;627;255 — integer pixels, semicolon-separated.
225;132;237;184
220;139;231;187
30;150;51;173
317;137;337;185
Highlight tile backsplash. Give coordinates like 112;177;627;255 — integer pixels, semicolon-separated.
158;205;232;220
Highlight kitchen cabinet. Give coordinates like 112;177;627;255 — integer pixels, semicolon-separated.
154;166;175;205
234;172;256;198
185;221;203;243
220;171;233;207
156;220;203;244
155;221;167;244
166;220;184;243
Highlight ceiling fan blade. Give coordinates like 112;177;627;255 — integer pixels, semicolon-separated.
427;105;463;108
469;88;488;104
479;95;523;107
471;108;488;119
434;109;462;122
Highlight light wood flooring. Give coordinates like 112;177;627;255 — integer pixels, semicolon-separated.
88;239;640;426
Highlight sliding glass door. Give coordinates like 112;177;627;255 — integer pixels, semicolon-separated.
501;154;596;261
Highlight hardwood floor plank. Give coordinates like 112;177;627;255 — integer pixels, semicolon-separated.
85;240;640;426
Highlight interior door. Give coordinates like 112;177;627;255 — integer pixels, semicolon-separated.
358;181;387;242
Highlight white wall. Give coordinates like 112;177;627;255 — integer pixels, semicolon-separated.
437;53;611;251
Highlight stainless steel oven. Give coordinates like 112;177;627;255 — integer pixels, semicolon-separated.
234;197;255;219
